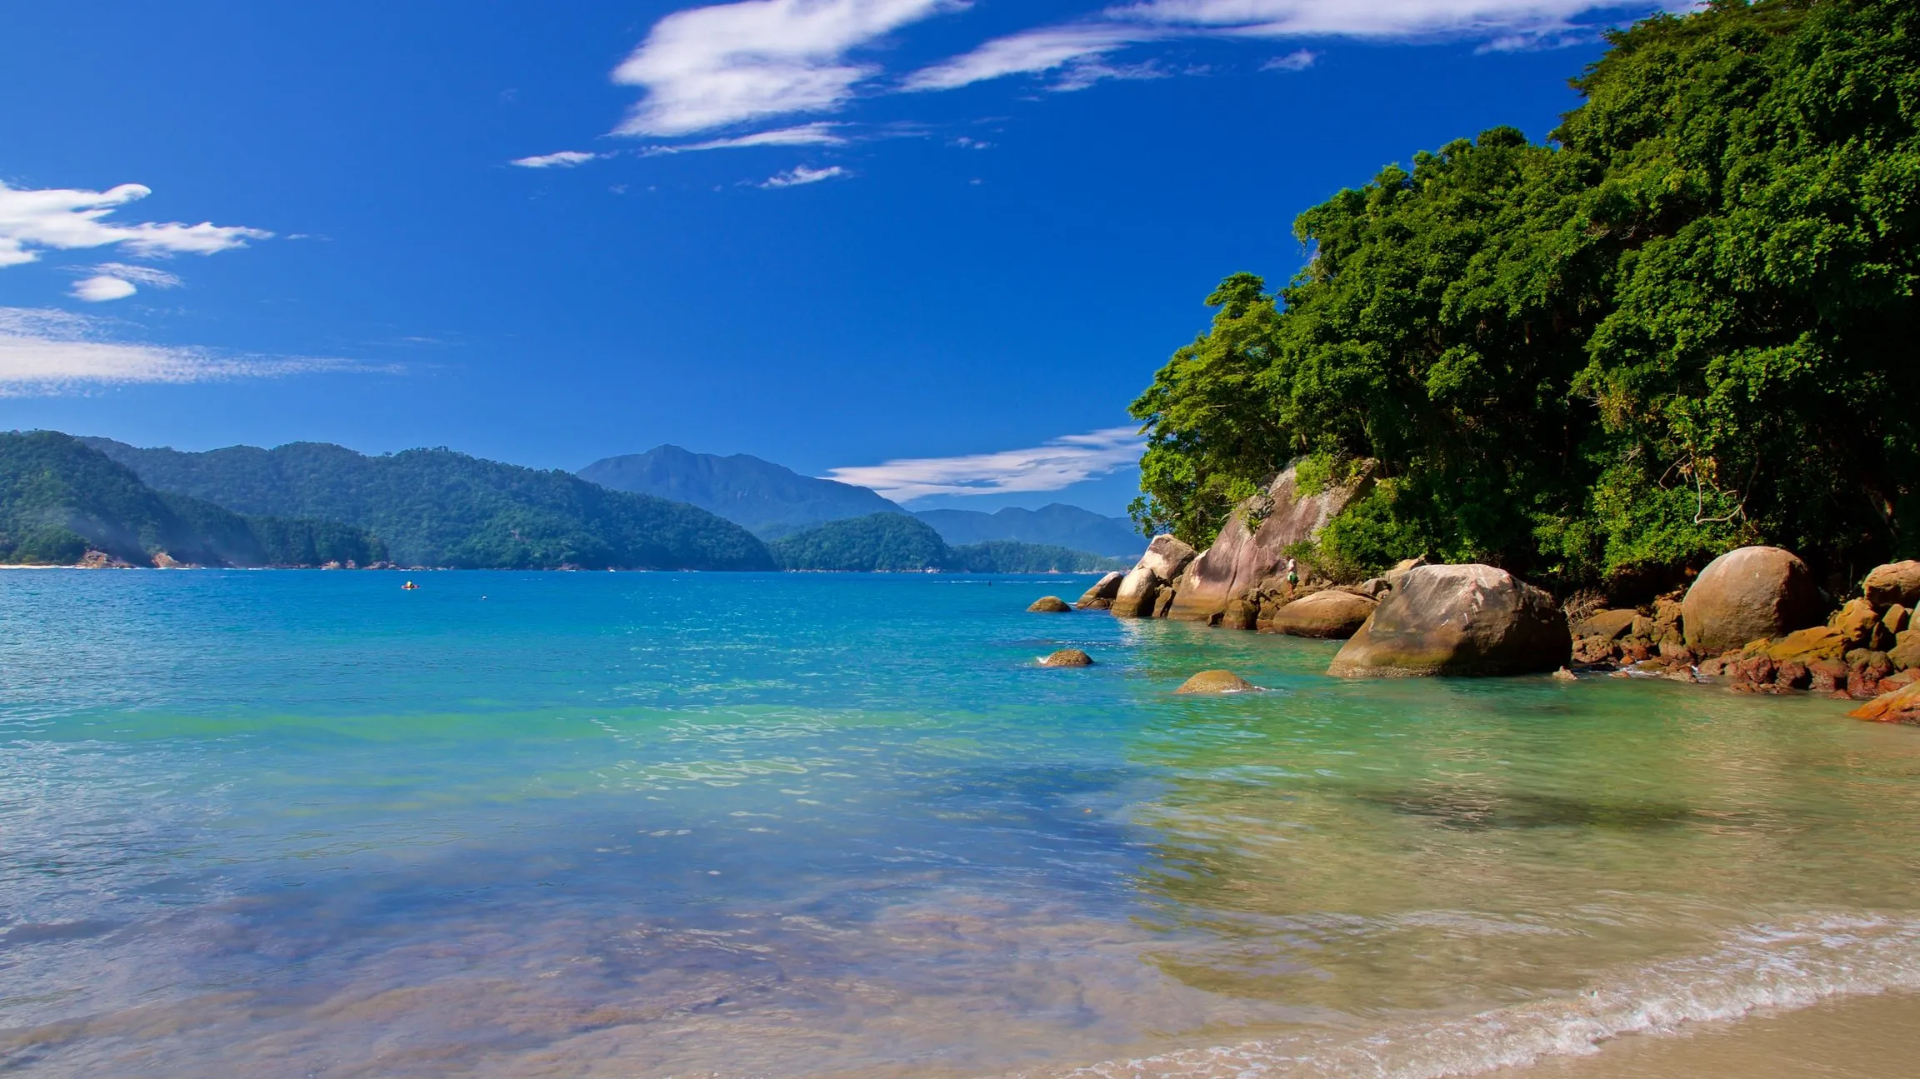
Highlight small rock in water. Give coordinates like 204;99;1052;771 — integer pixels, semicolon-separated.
1028;596;1072;613
1040;649;1094;668
1175;670;1258;695
1552;667;1578;682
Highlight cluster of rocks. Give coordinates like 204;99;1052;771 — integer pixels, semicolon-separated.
1568;550;1919;713
1053;464;1920;722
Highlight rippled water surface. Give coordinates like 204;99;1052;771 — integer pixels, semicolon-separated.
2;571;1917;1078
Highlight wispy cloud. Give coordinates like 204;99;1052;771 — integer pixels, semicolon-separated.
0;180;270;268
0;308;389;396
905;1;1680;91
825;426;1145;501
902;23;1146;91
69;262;184;303
1261;48;1318;70
643;122;852;155
760;164;853;188
612;0;967;137
510;150;605;168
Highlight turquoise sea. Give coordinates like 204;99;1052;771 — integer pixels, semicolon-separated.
3;571;1918;1078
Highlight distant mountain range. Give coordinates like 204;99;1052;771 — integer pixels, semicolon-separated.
580;445;897;537
82;437;773;571
578;445;1144;556
2;432;384;568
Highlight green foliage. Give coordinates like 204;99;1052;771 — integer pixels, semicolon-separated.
1130;0;1918;591
0;430;384;566
771;513;949;571
84;438;774;571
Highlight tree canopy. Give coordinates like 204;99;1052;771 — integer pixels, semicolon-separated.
1130;0;1918;594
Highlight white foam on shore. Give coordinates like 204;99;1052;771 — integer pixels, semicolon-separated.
1044;914;1920;1079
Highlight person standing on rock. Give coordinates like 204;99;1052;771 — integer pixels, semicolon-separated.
1285;558;1299;592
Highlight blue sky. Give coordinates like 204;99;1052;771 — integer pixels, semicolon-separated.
0;1;1674;515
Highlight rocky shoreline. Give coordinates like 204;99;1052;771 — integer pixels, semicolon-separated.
1060;467;1920;725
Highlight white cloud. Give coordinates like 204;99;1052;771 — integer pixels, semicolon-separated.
0;180;270;268
906;1;1680;92
902;23;1147;91
760;164;852;188
1112;0;1670;37
0;308;383;396
824;426;1145;501
69;262;185;303
1262;48;1318;70
510;150;604;168
611;0;966;136
643;122;852;154
70;276;137;302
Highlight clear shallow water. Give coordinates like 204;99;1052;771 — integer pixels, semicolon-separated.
1;571;1917;1078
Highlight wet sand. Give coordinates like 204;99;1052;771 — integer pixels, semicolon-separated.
1492;991;1920;1079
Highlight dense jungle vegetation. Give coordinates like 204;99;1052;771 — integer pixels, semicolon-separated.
1129;0;1917;594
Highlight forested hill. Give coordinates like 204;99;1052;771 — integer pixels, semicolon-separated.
0;431;383;567
1130;0;1918;594
83;438;775;571
769;513;1130;573
913;504;1142;558
579;445;903;536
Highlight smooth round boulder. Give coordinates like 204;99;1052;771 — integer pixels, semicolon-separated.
1027;596;1072;613
1681;546;1824;654
1264;590;1376;639
1864;561;1920;610
1174;670;1258;695
1327;564;1570;678
1040;649;1094;668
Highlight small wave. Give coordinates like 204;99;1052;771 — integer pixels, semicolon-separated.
1047;913;1920;1079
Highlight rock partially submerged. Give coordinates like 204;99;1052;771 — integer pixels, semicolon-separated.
1328;564;1570;678
1040;649;1094;668
1112;534;1197;618
1263;589;1376;639
1850;680;1920;725
1075;572;1124;610
1175;670;1258;695
1028;596;1073;613
1681;546;1824;655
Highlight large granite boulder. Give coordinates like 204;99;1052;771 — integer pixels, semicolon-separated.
1264;589;1377;639
1112;534;1197;618
1327;564;1570;678
1681;546;1824;655
1075;571;1125;610
1864;561;1920;610
1165;462;1371;624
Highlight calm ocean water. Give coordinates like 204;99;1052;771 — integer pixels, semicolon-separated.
2;571;1918;1078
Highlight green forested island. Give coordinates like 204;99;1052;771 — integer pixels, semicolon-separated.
1131;0;1916;596
770;513;1129;573
0;432;385;568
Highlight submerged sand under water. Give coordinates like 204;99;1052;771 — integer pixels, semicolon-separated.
2;571;1918;1078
